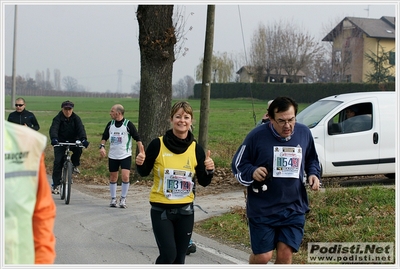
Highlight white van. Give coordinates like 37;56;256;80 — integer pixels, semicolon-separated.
296;91;396;178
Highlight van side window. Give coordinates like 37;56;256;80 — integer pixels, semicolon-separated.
328;115;342;135
328;103;373;135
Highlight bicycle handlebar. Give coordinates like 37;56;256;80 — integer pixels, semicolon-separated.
54;141;85;148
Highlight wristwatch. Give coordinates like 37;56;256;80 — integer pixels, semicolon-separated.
99;144;105;149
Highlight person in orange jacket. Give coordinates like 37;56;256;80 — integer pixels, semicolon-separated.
5;120;56;264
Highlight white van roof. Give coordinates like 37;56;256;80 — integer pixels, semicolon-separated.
320;91;395;103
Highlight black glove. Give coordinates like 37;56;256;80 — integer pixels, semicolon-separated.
81;140;89;148
51;138;59;146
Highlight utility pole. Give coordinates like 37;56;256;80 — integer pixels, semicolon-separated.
198;5;215;151
11;5;18;108
117;69;122;93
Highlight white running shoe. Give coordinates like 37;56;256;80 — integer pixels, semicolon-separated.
73;167;80;174
119;197;127;208
110;198;117;207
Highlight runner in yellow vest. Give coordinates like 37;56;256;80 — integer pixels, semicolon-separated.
135;101;215;264
4;121;56;264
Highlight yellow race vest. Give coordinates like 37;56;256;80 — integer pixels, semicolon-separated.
149;137;197;204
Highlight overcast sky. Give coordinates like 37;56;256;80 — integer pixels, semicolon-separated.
2;1;397;93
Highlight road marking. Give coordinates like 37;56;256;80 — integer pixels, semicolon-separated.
195;242;247;264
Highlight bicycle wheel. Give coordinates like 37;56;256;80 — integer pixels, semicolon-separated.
60;164;67;200
65;162;73;204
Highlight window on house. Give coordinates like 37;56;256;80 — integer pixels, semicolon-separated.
389;51;395;65
334;50;342;63
346;75;352;82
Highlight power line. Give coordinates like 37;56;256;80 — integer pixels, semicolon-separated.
237;5;248;65
237;5;257;126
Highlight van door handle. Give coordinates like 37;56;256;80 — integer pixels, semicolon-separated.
373;132;379;144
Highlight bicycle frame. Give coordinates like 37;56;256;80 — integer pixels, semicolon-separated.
55;141;84;204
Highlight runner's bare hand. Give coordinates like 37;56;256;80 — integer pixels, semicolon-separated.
253;167;268;182
204;150;214;171
136;143;146;165
308;175;320;191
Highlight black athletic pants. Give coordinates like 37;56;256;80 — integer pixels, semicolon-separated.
150;206;194;264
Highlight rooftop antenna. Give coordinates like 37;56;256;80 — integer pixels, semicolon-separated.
364;5;370;18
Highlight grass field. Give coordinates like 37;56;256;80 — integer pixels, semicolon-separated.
5;95;309;182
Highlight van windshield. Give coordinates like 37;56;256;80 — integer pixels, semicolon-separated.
296;100;342;128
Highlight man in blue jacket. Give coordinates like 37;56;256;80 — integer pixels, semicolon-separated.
231;96;320;264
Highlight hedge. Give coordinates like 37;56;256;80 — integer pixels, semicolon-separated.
193;82;395;103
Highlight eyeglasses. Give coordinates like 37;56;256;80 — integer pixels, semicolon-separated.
274;117;296;126
15;104;24;107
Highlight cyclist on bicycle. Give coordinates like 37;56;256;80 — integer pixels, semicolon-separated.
49;100;89;194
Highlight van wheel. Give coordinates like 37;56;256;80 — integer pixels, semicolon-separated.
384;173;395;179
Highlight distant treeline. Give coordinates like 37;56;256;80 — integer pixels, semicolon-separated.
4;88;138;99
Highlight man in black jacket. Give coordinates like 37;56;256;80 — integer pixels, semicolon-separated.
49;100;89;194
7;97;40;130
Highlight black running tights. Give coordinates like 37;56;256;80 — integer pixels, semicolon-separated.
150;208;194;264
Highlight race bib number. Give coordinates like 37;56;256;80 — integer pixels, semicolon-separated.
110;132;123;145
163;169;194;200
273;146;302;178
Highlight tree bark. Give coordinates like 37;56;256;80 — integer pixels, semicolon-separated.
134;5;175;181
136;5;175;150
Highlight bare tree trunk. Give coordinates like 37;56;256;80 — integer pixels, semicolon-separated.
198;5;215;151
136;5;175;149
134;5;175;181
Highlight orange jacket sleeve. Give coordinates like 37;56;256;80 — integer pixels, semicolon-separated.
32;153;56;264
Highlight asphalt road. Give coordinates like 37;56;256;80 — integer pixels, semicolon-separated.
50;178;250;265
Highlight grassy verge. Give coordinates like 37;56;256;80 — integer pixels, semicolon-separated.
194;186;396;264
4;96;308;181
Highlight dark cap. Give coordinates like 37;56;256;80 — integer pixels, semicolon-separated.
61;100;74;108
